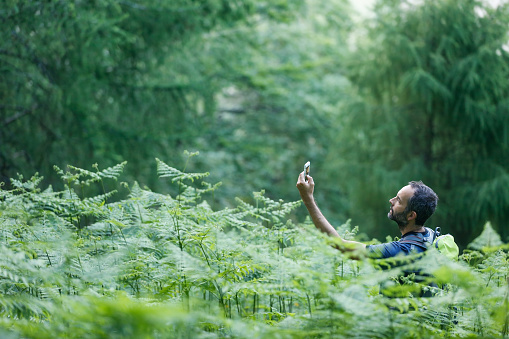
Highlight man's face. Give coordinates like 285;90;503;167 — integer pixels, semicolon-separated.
388;185;414;227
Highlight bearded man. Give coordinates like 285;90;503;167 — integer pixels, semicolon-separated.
296;172;438;258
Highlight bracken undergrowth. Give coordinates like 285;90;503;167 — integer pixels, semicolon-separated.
0;152;507;338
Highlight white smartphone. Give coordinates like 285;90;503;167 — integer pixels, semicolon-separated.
304;161;310;182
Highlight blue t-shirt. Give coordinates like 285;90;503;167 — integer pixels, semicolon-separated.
366;228;434;259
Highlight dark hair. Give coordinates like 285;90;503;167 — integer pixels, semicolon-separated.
405;181;438;226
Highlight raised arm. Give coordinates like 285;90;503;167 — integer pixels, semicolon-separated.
296;171;366;252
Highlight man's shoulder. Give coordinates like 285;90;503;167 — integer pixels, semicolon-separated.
366;240;416;259
401;227;435;244
366;227;436;259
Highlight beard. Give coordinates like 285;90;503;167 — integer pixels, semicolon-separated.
388;208;409;229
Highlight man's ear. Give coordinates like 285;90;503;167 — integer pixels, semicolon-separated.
407;211;417;221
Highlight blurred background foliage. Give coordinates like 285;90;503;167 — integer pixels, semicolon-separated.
1;0;509;248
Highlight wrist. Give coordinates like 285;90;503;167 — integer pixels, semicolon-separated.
301;194;315;206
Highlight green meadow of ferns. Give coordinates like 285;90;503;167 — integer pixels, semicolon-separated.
0;154;508;338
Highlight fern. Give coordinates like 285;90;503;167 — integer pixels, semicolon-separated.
468;221;504;250
56;162;127;187
94;162;127;180
156;158;210;183
1;158;508;338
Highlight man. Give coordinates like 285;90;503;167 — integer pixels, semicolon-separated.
296;171;438;259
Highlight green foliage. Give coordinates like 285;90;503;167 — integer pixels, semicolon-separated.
0;0;308;191
197;0;353;208
330;0;509;245
468;221;504;250
2;0;508;255
0;0;356;238
0;159;508;337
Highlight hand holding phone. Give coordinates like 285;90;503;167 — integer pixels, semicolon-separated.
304;161;310;182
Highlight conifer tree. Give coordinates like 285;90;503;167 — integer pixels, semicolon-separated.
330;0;509;245
0;0;305;190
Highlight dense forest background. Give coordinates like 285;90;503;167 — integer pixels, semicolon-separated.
2;0;509;248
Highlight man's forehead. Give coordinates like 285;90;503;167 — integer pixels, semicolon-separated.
397;185;414;200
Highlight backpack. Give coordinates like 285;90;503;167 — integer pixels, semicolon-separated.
400;227;459;261
431;227;460;261
394;227;460;298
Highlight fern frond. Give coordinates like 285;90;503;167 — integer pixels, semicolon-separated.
63;162;127;186
96;162;127;180
128;182;145;199
156;158;209;182
53;165;80;185
9;173;44;192
66;165;102;184
83;190;118;206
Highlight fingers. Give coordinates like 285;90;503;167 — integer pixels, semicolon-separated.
307;174;314;185
296;172;303;186
296;171;313;186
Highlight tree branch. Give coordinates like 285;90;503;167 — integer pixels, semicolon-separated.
1;105;34;126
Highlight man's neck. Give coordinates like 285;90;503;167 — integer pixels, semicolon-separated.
400;224;425;236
